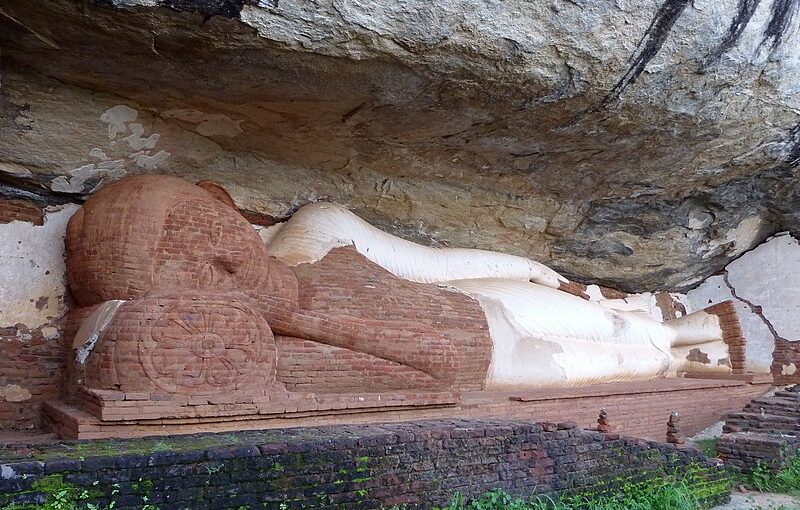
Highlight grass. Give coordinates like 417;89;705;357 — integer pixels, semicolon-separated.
435;465;729;510
746;453;800;497
692;438;719;459
438;485;703;510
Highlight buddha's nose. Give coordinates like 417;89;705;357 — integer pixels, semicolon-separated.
216;252;244;274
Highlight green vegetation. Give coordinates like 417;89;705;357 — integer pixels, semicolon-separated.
2;474;103;510
435;465;729;510
746;454;800;496
692;438;719;459
0;430;285;463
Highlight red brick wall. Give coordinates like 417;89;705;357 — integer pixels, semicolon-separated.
771;339;800;384
0;326;67;429
0;199;43;225
288;247;492;391
463;379;772;440
705;301;746;373
0;199;66;430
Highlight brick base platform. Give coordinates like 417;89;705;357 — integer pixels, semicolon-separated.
43;377;773;440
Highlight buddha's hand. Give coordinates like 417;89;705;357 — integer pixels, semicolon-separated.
528;260;568;289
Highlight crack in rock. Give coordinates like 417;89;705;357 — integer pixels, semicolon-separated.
722;269;788;344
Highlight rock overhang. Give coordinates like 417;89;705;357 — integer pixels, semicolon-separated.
1;0;799;292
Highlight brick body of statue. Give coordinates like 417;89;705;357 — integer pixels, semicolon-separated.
65;175;739;400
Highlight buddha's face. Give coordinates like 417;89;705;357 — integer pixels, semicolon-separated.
67;175;271;305
153;195;271;292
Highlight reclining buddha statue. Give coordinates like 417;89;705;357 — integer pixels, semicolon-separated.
64;175;739;409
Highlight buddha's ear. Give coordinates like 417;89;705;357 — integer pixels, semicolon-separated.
195;180;237;209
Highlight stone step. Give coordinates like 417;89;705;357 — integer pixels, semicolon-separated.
743;403;800;418
727;412;799;424
773;390;800;399
749;396;800;407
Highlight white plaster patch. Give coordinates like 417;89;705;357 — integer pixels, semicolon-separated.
163;109;243;137
73;300;125;365
687;210;713;230
264;201;564;287
700;215;764;259
782;363;797;376
671;293;690;318
89;148;109;160
254;222;285;245
49;164;102;193
0;204;79;329
686;273;773;373
131;150;170;170
584;284;604;301
100;105;138;140
728;215;765;256
726;233;800;341
124;123;160;150
41;326;59;339
0;384;32;402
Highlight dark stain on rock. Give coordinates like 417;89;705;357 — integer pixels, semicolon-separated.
703;0;763;67
686;348;711;364
761;0;800;51
612;0;798;96
95;0;248;20
783;124;800;168
161;0;248;19
606;0;692;100
34;296;49;310
0;172;87;206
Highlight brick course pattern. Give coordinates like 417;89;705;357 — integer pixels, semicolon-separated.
716;384;800;473
0;326;67;429
0;199;44;225
704;302;747;373
717;433;798;473
0;199;59;429
0;419;730;510
771;339;800;384
63;175;490;421
42;378;771;440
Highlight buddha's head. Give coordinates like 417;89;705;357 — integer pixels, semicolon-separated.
66;174;271;306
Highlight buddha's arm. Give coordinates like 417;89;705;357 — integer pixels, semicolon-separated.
255;293;456;385
263;202;566;288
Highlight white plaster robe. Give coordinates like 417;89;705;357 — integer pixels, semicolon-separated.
259;201;731;388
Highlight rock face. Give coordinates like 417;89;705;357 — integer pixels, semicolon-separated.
1;0;799;292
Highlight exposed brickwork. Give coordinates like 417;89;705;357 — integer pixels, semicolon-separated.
717;385;800;473
0;419;730;510
42;378;771;440
771;339;800;384
557;281;590;299
499;378;771;440
290;247;491;391
0;326;66;429
64;175;483;417
705;301;746;373
655;292;686;320
722;386;800;436
717;433;798;473
0;199;43;225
